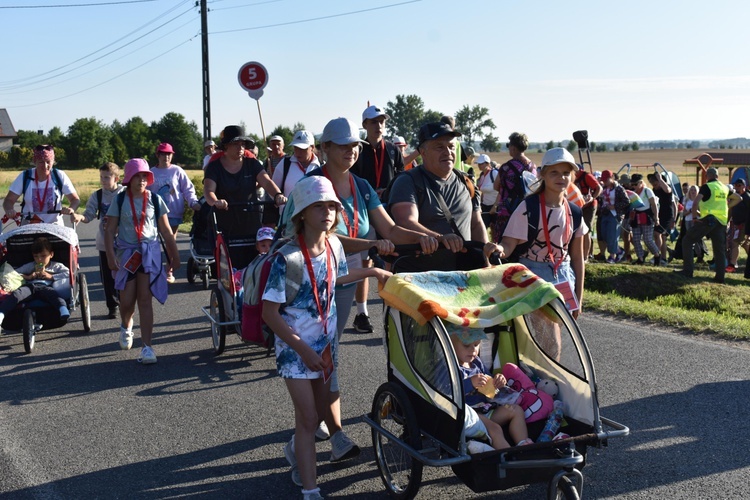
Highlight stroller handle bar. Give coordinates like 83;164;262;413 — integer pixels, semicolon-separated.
390;240;501;266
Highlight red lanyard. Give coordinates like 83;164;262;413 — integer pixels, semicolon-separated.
35;175;50;212
323;167;359;237
372;140;386;188
128;190;148;242
539;192;572;277
298;234;334;335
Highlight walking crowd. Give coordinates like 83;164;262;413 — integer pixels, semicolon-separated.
2;106;748;499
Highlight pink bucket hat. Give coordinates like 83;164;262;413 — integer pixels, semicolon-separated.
290;176;343;218
123;158;154;186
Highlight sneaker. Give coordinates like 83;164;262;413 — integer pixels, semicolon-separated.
516;438;534;447
353;313;373;333
659;259;669;267
467;440;494;454
166;272;176;284
137;345;157;364
108;306;118;319
119;326;133;350
284;436;302;487
606;256;616;264
59;306;70;321
726;265;737;273
615;248;625;263
302;488;323;500
634;260;645;265
315;421;330;441
329;431;360;462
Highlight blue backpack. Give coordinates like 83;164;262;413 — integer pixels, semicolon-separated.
19;168;64;211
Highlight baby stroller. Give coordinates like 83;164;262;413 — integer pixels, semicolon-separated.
202;201;275;355
186;197;215;290
364;253;628;499
0;223;91;353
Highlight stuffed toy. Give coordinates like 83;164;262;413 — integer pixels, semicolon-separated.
501;362;557;423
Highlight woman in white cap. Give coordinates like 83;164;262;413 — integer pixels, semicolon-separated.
475;153;499;213
263;175;391;500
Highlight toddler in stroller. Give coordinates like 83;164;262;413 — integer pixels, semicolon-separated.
0;236;70;327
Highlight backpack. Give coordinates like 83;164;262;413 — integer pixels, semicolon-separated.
115;189;163;221
240;236;341;347
501;159;530;215
19;168;64;211
508;193;583;262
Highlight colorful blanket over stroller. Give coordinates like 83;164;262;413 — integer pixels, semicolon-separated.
379;263;562;328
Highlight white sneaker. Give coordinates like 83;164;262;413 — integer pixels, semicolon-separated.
315;421;330;441
467;440;494;454
119;326;133;350
329;431;360;462
284;435;302;486
137;345;157;364
302;488;323;500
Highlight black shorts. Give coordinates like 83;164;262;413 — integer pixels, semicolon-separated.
125;265;147;282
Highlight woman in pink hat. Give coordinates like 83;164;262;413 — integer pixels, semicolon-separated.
105;158;180;365
149;142;201;283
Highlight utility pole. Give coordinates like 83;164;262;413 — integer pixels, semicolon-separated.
200;0;211;141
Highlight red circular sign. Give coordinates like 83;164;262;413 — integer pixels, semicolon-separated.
238;62;268;92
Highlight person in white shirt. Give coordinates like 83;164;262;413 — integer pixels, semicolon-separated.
271;130;320;215
3;144;79;226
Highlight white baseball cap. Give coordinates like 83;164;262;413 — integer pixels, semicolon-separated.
289;130;314;149
320;118;364;145
541;147;578;171
269;135;283;143
362;105;389;121
393;136;407;146
474;154;491;165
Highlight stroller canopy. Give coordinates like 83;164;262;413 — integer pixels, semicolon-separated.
0;223;79;247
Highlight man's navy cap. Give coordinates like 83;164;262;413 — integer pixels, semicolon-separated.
417;122;462;148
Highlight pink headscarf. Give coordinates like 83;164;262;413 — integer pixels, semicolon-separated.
33;145;55;165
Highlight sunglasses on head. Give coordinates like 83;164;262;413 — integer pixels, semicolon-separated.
34;145;54;152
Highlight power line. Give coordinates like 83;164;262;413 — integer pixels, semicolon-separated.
1;16;198;95
210;0;421;34
209;0;281;12
0;0;194;87
8;35;198;108
0;0;158;8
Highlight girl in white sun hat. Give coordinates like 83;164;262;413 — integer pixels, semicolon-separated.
262;174;391;500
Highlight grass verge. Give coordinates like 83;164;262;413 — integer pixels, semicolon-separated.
585;262;750;341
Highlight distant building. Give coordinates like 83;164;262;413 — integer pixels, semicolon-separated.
0;109;18;153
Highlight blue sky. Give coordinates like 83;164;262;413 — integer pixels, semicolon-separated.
2;0;749;143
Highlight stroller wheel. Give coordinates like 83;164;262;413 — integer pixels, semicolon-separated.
187;257;197;285
209;286;226;355
371;382;423;500
550;470;583;500
201;270;210;290
79;273;91;333
23;309;36;353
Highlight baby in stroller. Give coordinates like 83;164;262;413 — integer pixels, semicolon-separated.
0;236;70;326
448;323;533;453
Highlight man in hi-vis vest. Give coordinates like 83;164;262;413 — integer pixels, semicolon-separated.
675;167;730;283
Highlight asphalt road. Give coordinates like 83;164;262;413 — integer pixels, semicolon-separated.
1;219;749;499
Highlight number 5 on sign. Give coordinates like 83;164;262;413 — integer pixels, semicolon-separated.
238;61;268;100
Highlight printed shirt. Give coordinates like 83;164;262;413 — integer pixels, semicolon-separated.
148;165;199;220
8;169;76;225
262;236;348;379
504;199;588;263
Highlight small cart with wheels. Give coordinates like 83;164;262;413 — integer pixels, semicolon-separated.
0;223;91;353
365;262;628;499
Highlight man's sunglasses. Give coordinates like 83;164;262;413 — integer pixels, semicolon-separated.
34;145;54;152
